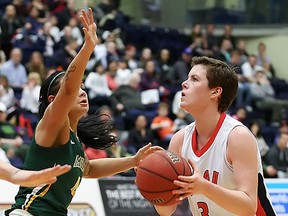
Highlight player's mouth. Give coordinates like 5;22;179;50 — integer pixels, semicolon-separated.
79;99;88;106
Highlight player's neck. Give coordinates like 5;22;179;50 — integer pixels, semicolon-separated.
195;112;221;138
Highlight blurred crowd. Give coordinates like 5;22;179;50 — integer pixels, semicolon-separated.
0;0;287;178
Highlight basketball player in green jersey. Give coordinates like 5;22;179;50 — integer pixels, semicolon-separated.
5;8;161;216
0;161;71;187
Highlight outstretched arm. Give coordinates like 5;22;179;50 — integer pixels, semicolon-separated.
47;8;98;123
36;8;98;147
83;144;163;178
0;162;71;187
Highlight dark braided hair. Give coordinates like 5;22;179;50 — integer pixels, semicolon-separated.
38;70;117;149
77;114;118;149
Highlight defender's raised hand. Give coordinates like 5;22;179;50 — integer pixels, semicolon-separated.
79;8;98;51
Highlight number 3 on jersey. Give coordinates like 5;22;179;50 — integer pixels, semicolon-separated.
198;202;209;216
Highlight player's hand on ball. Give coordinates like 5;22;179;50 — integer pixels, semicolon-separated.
173;159;205;201
133;143;164;166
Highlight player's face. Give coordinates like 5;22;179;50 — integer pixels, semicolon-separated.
180;65;211;113
71;84;89;116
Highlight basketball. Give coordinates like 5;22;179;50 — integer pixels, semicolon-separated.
136;150;193;206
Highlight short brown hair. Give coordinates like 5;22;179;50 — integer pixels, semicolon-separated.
192;56;238;112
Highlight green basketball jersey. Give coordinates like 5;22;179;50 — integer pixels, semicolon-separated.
5;130;85;216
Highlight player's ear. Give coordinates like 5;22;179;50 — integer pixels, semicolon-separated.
48;95;55;103
211;87;222;96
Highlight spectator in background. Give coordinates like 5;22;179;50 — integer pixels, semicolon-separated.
139;60;160;92
0;4;24;58
25;51;47;81
249;120;277;178
275;119;288;143
103;29;125;51
123;44;139;70
232;107;248;126
256;42;274;77
168;47;193;96
105;41;120;68
218;24;236;49
172;90;194;123
35;21;57;68
106;60;119;91
249;120;270;157
174;108;190;132
0;75;16;110
230;50;250;110
52;0;77;30
20;72;41;114
127;114;155;154
236;39;249;65
250;70;288;123
21;5;44;37
0;102;29;168
83;144;107;160
0;43;7;67
67;16;83;47
105;128;134;176
241;54;263;83
215;38;232;63
189;23;202;52
110;72;157;129
204;23;218;55
115;59;132;86
53;37;78;70
157;48;173;91
84;61;112;109
151;102;176;149
265;132;288;178
56;25;74;50
0;48;27;89
86;36;107;71
138;47;158;70
48;15;61;43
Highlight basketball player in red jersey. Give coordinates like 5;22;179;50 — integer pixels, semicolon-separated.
154;56;276;215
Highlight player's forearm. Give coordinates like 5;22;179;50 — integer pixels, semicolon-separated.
63;47;94;94
154;204;177;216
85;157;137;178
203;181;256;215
0;162;19;182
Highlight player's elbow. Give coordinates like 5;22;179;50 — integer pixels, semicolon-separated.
239;204;257;216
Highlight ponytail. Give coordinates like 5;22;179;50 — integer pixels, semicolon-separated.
77;114;118;150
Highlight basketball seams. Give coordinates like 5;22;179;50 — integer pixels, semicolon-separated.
138;166;175;182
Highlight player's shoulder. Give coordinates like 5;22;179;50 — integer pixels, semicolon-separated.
168;128;185;154
228;125;257;148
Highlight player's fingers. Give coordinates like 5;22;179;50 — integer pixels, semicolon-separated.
141;142;152;152
88;8;94;24
174;175;193;187
178;193;190;201
79;10;89;29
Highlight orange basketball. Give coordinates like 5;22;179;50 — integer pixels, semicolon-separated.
136;150;192;206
